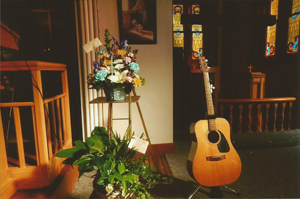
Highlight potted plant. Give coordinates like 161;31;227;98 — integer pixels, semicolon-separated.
86;29;145;101
55;127;171;198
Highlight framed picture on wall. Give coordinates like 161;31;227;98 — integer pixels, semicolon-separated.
117;0;157;44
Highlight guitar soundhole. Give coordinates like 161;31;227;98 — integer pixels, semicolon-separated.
207;131;220;143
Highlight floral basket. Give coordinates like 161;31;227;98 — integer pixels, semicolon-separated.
86;29;145;101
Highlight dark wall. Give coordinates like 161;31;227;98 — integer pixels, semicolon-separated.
173;0;300;134
1;0;83;141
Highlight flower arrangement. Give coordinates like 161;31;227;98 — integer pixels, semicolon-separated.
55;127;171;199
87;29;145;93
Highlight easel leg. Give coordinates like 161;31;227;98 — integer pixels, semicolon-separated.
188;184;202;199
132;89;157;166
222;185;239;194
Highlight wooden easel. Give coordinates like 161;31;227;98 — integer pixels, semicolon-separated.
89;89;156;158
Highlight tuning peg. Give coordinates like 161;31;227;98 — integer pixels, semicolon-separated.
210;84;215;93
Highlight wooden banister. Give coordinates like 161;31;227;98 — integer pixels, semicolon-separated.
0;61;66;71
218;97;296;133
218;97;296;103
0;61;73;194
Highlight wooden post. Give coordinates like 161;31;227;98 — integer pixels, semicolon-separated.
256;104;262;132
0;111;17;198
281;103;286;131
273;103;278;131
247;104;253;133
61;71;72;146
238;104;243;133
265;103;270;132
31;70;49;186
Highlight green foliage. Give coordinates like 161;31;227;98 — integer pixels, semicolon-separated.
56;126;171;198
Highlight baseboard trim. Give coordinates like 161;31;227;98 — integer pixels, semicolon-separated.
145;142;175;155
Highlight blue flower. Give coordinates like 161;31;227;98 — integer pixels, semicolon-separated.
129;62;140;73
95;70;108;82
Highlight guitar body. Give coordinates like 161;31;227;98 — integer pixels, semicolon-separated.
192;118;241;187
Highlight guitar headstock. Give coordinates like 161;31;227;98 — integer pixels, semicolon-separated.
199;56;210;72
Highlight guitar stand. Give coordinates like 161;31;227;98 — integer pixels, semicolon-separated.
188;184;239;199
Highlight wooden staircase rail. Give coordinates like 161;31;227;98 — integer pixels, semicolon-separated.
0;61;72;194
218;97;296;133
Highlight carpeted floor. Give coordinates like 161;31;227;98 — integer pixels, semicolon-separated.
71;130;300;199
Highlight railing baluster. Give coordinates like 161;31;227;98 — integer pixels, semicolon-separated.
281;102;286;131
273;103;278;131
265;103;270;132
229;105;233;131
218;98;296;133
50;101;58;153
45;103;53;159
31;106;40;165
56;99;63;149
247;104;253;133
257;104;262;132
238;104;243;133
288;102;293;130
13;107;26;168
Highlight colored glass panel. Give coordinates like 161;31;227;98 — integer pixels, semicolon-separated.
192;25;203;59
287;0;300;54
192;5;200;14
266;25;276;56
173;5;184;48
270;0;279;20
191;5;202;59
266;0;279;57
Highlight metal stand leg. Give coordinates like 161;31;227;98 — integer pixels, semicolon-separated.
222;185;239;194
188;184;202;199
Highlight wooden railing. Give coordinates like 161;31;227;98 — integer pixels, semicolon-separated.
0;61;72;197
218;97;296;133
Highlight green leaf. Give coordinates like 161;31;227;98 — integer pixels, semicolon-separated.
108;175;115;184
118;162;126;175
91;139;104;153
74;140;87;150
55;148;81;158
122;173;138;182
86;137;94;148
114;171;123;181
73;157;90;166
122;180;127;196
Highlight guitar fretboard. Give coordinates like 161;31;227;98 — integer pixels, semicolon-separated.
203;72;216;131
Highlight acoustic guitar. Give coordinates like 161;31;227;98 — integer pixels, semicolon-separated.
187;56;242;187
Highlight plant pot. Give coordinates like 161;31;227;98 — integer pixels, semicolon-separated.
104;83;132;101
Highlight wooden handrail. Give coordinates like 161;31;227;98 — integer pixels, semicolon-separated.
44;93;67;104
0;102;34;107
219;97;296;103
0;61;66;71
218;97;297;133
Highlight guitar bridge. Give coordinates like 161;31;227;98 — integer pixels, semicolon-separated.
206;155;226;161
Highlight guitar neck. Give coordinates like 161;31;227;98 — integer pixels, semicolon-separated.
203;71;216;131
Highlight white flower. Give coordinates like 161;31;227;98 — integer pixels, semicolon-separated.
128;52;134;57
113;59;123;64
105;184;114;195
107;70;128;83
126;76;133;83
115;64;124;70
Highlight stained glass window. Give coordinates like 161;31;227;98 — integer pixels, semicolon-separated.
191;5;203;60
265;0;279;57
173;5;184;47
287;0;300;54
